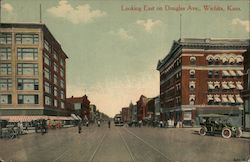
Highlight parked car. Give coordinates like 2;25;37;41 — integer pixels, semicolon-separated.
198;114;242;138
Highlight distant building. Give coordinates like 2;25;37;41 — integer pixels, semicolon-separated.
0;23;69;119
89;104;96;122
121;107;130;123
136;95;151;121
66;95;90;120
242;46;250;131
129;102;137;122
157;38;249;126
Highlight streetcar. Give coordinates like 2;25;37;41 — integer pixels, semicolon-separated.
114;114;124;126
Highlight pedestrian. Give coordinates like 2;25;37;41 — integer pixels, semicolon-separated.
86;121;89;127
98;120;100;127
108;120;111;128
78;121;82;134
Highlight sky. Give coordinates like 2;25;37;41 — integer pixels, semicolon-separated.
1;0;249;117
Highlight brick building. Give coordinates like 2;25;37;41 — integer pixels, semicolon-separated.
157;38;249;126
121;107;131;123
66;95;90;120
242;46;250;131
136;95;151;121
0;23;69;119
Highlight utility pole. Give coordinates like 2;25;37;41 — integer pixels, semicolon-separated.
39;3;42;23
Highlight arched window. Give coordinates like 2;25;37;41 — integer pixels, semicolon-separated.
189;95;195;105
189;69;195;78
190;56;196;65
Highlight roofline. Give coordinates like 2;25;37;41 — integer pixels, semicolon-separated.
0;23;69;59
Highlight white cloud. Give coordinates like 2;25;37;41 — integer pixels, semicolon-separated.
47;0;106;24
110;28;134;40
67;72;159;117
232;18;250;32
2;3;13;12
136;19;162;32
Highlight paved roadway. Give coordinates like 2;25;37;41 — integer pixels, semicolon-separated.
0;124;249;162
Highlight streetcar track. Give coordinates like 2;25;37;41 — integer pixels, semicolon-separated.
124;127;172;162
117;127;136;162
88;129;108;162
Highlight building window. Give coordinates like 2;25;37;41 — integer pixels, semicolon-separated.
189;81;195;91
214;56;220;65
0;48;11;60
17;48;38;60
45;96;52;105
60;59;65;67
190;69;195;78
54;87;58;97
53;50;58;61
44;40;51;52
0;64;12;75
54;74;58;85
61;101;65;109
208;70;213;78
17;63;38;75
0;78;12;91
189;95;195;105
190;56;196;65
44;67;51;80
16;33;39;44
18;94;39;104
207;95;213;105
54;63;58;72
0;94;12;104
17;79;38;90
60;68;64;77
44;82;51;93
60;90;64;99
0;33;12;44
214;71;219;78
44;53;51;66
60;80;64;88
54;99;58;107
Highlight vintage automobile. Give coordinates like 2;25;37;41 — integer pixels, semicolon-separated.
198;114;242;138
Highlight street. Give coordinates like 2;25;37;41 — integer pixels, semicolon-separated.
0;124;249;162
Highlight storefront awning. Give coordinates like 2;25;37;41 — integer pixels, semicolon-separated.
71;114;79;120
76;115;82;120
0;116;48;122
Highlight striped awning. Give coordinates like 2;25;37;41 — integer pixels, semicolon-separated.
228;96;235;103
236;84;243;90
228;82;236;89
236;70;243;76
222;71;230;76
222;83;230;89
221;95;229;103
229;70;236;76
214;95;221;102
236;95;244;103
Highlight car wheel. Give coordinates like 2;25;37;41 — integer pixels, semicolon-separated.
199;126;206;136
235;128;242;138
222;128;232;138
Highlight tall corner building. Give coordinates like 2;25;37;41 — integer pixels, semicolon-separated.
0;23;68;117
157;38;249;126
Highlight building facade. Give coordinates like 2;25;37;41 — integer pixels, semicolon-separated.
121;107;131;123
66;95;90;120
136;95;150;121
0;23;68;117
242;47;250;131
157;38;249;126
